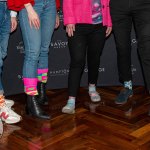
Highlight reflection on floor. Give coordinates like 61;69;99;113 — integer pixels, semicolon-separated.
0;86;150;150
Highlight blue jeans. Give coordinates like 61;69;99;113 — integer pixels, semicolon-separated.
0;2;11;93
19;0;56;78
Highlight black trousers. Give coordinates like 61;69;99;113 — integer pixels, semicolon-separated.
110;0;150;89
68;24;106;97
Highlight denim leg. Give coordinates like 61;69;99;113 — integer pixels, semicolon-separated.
38;0;56;69
0;2;10;92
19;8;41;78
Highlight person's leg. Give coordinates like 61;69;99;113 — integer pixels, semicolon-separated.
110;1;133;104
19;1;50;119
87;23;106;102
62;24;88;114
0;2;21;124
133;2;150;93
37;0;56;105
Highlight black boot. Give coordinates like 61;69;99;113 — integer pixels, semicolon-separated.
37;82;48;105
26;95;50;120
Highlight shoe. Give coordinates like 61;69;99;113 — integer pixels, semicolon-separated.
115;88;133;104
0;118;3;137
5;99;14;108
26;95;50;120
0;105;21;124
89;91;101;102
62;101;75;114
37;82;48;105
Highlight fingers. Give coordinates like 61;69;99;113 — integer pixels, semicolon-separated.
11;18;17;33
66;24;75;37
106;27;112;37
11;22;17;32
29;17;40;29
55;14;60;29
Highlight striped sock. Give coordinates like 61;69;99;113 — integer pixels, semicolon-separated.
23;78;38;95
37;69;48;83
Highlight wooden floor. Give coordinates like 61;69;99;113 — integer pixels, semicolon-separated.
1;86;150;150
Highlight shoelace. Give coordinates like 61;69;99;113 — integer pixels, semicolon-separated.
33;99;43;112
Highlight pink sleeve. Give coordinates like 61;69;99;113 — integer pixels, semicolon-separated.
108;2;112;27
63;0;76;25
107;1;112;27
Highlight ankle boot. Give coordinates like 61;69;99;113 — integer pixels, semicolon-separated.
26;95;50;120
37;82;48;105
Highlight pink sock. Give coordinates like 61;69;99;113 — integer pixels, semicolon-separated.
23;78;38;95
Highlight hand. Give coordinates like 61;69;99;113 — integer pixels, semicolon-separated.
66;24;75;37
106;27;112;37
55;13;60;29
25;3;40;29
11;17;17;32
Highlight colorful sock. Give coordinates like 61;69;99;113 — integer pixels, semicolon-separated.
0;95;5;108
23;78;38;95
67;97;75;108
124;80;132;90
89;84;96;92
37;69;48;83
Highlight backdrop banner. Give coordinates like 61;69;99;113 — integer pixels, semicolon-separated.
3;5;144;96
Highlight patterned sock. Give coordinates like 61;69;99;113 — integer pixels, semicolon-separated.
0;95;5;108
67;97;75;108
37;69;48;83
89;84;96;92
124;80;132;90
23;78;38;95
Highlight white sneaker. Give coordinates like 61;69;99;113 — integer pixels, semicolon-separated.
5;99;14;108
89;91;101;102
0;105;21;124
62;102;75;114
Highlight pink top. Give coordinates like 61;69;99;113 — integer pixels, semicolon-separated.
63;0;112;27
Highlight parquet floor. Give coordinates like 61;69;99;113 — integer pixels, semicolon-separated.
1;86;150;150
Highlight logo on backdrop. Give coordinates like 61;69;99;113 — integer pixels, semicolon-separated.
49;69;69;76
16;41;25;53
51;40;68;49
49;67;105;76
84;67;105;73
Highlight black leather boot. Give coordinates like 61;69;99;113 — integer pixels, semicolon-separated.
37;82;49;105
26;95;50;120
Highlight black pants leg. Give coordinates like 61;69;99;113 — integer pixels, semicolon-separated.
133;3;150;90
87;24;106;84
68;24;106;97
110;1;132;83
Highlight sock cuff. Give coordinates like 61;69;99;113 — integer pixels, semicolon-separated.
23;78;38;86
38;69;48;74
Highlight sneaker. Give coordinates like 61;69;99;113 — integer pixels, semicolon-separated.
0;105;21;124
115;88;133;104
5;99;14;108
89;91;101;102
62;102;75;114
0;118;3;137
